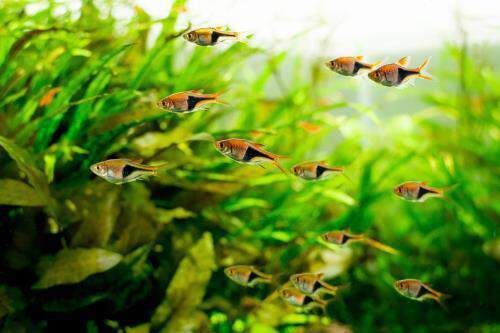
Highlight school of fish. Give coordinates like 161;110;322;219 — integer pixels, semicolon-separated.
89;25;450;313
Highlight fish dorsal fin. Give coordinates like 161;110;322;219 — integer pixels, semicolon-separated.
187;89;202;94
318;160;328;166
397;56;410;67
128;158;143;165
419;181;428;186
214;26;226;31
253;143;265;148
355;55;364;61
317;272;324;279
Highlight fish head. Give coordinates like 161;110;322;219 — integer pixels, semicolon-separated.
321;231;342;244
393;184;404;197
290;165;302;177
290;274;301;285
214;139;230;154
393;280;410;296
368;69;381;83
325;60;335;70
280;288;293;299
183;31;197;42
157;97;173;110
90;162;108;178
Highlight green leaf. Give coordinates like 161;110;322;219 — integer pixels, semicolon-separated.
151;232;215;332
0;136;55;213
156;207;195;225
0;179;45;206
33;248;122;289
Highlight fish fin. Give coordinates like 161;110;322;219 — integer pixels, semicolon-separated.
317;272;325;279
187;89;202;94
362;237;400;255
318;280;338;294
194;98;227;108
355;55;364;60
273;160;287;174
419;181;428;186
416;57;432;80
397;56;410;67
417;57;430;72
418;74;433;81
368;60;383;69
127;158;143;164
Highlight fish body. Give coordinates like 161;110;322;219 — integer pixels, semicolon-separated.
214;138;287;173
157;90;227;113
224;265;272;287
183;27;240;46
326;56;381;76
280;287;327;310
90;159;164;184
321;230;363;245
394;181;444;202
368;56;431;87
290;272;338;295
394;279;449;307
291;161;343;180
322;230;400;255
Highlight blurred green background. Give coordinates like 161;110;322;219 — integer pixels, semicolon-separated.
0;1;498;332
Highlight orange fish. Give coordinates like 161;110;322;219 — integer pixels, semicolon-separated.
394;279;450;308
214;138;287;173
280;287;327;310
322;230;400;255
368;56;432;87
157;90;227;113
183;27;241;46
393;181;444;202
326;56;381;76
90;159;166;184
290;272;339;295
291;161;343;181
224;265;272;287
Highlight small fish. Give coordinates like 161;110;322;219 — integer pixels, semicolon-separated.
39;87;61;106
224;265;273;287
214;138;287;173
368;56;432;87
298;121;321;134
183;27;241;46
90;159;165;184
393;181;444;202
291;161;343;180
280;287;327;310
157;90;227;113
394;279;450;308
326;56;381;76
290;272;338;295
322;230;400;255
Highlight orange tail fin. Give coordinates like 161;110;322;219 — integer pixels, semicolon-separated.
362;237;400;255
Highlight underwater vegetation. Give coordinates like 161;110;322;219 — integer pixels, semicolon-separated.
0;0;499;332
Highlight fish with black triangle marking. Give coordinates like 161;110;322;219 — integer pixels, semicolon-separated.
224;265;273;287
214;138;288;173
368;56;432;87
393;181;446;202
157;90;228;113
326;56;382;77
321;230;400;255
290;272;339;296
291;161;344;180
183;27;242;46
394;279;450;309
280;287;327;311
90;159;166;184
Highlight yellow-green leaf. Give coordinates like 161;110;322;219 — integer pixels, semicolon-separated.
33;248;122;289
152;232;215;332
0;179;45;206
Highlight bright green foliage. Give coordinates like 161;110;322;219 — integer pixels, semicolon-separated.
0;0;498;332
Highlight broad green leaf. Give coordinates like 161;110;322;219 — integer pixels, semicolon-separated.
156;207;195;225
0;179;45;206
151;232;215;332
33;248;122;289
0;136;56;213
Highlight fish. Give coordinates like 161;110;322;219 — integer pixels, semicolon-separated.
393;181;444;202
321;230;400;255
291;161;343;180
326;56;381;76
280;287;327;310
368;56;432;87
298;121;321;133
90;159;165;184
183;27;241;46
214;138;287;173
224;265;273;287
39;87;61;106
394;279;450;308
290;272;338;295
157;90;227;113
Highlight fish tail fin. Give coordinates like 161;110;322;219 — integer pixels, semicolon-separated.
362;237;400;255
432;292;451;311
326;166;344;173
272;160;287;174
417;57;433;80
318;280;339;295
